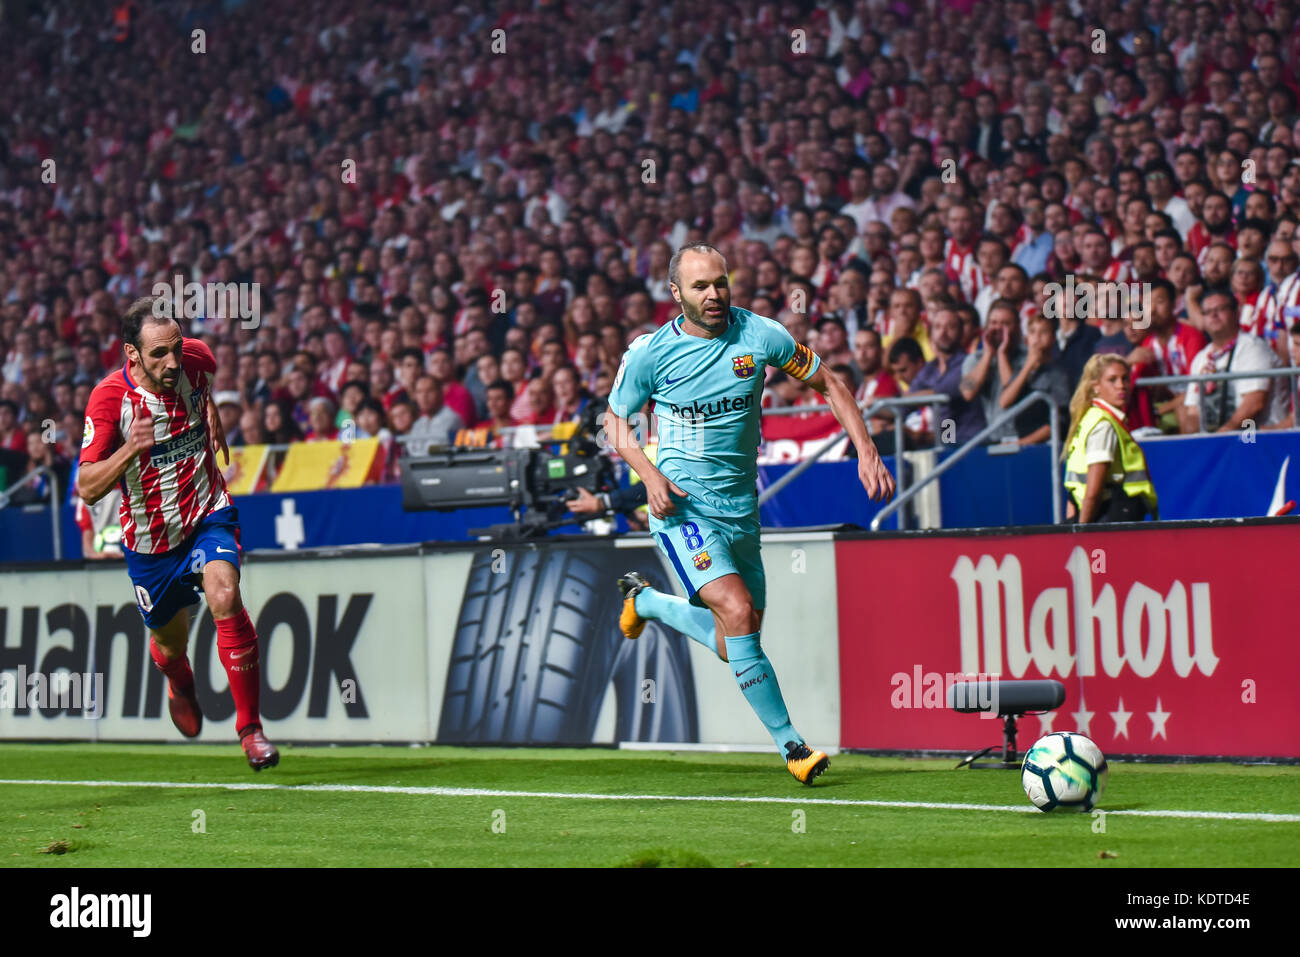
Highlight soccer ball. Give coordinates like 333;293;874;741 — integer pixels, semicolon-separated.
1021;731;1108;812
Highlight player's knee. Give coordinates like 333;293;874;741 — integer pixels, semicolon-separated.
152;629;186;656
152;610;190;654
716;597;756;636
738;609;759;635
205;581;240;616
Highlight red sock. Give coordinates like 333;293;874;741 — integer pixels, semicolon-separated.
216;609;262;736
150;636;194;691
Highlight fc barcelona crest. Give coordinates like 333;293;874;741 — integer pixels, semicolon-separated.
693;551;712;571
732;354;756;379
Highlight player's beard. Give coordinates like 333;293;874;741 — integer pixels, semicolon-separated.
142;361;179;393
682;295;730;333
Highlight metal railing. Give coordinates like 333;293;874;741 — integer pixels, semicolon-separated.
1134;365;1300;428
0;466;62;559
759;402;841;416
842;366;1299;533
869;390;1063;532
757;393;951;508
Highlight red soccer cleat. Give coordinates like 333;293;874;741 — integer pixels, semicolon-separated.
239;726;279;772
166;681;203;738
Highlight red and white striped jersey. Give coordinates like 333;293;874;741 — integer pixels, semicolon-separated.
1189;225;1234;265
856;369;901;406
1238;290;1262;337
1142;322;1208;377
944;239;980;303
1101;259;1134;284
79;338;231;555
318;355;350;397
1255;272;1300;341
1277;273;1300;332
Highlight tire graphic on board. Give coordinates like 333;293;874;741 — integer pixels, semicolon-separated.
437;543;699;744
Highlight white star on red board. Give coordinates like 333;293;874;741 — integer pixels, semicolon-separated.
1071;699;1095;736
1148;698;1172;740
1109;698;1133;740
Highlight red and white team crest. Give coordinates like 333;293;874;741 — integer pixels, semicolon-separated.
732;354;756;379
693;550;712;571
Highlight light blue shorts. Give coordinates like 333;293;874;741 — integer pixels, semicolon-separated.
649;508;765;610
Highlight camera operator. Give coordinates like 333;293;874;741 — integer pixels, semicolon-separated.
564;394;651;531
566;482;650;531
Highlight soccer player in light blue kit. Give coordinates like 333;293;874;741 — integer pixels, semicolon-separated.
606;243;895;784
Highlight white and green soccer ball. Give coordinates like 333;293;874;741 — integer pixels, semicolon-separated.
94;525;124;556
1021;731;1108;812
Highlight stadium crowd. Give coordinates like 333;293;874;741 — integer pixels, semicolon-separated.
4;0;1300;502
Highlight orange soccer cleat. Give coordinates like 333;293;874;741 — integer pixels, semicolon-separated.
617;572;651;639
785;741;830;785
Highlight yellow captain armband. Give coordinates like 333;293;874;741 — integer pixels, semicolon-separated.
781;342;818;381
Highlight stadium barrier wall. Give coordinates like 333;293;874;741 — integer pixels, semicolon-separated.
6;520;1294;758
0;534;841;749
0;551;432;742
834;519;1300;759
6;431;1298;563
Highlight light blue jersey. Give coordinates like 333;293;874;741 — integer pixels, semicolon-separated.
609;306;820;518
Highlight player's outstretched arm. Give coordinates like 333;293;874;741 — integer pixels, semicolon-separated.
806;364;896;503
601;408;686;519
78;408;155;504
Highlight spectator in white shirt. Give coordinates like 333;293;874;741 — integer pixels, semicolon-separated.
1180;290;1286;432
839;164;874;233
847;164;915;230
1144;162;1196;239
406;375;465;451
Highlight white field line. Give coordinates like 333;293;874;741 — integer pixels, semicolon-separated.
1;778;1297;823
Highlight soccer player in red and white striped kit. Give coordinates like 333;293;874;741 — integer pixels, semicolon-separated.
77;296;278;770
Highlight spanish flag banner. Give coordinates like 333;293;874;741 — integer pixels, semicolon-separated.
221;445;269;495
271;438;380;492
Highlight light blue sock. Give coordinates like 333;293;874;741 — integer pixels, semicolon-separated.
724;632;800;754
634;587;718;655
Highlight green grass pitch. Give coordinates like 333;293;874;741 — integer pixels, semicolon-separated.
1;744;1297;867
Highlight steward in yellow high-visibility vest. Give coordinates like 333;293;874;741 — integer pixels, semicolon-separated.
1062;355;1158;523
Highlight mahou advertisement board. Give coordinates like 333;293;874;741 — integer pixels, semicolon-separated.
835;521;1300;759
